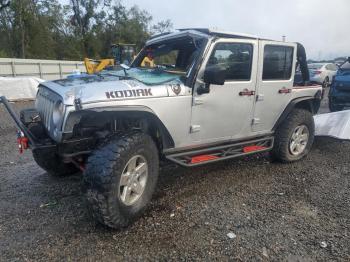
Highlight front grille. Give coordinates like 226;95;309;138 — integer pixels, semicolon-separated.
35;87;58;132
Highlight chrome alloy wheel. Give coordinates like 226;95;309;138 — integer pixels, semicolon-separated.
289;125;310;156
118;155;148;206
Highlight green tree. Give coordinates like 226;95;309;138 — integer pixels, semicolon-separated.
0;0;10;11
151;19;173;35
0;0;173;60
69;0;111;57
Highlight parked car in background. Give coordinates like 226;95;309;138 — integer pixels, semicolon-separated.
309;63;337;87
329;58;350;111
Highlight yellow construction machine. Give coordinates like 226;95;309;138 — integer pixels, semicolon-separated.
84;43;136;74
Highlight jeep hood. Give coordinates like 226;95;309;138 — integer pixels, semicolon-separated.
39;68;187;105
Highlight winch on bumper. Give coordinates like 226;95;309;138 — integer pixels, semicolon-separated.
0;96;96;158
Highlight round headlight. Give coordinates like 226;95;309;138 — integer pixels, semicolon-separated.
52;101;64;127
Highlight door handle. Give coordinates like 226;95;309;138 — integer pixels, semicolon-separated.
278;87;292;94
239;89;255;96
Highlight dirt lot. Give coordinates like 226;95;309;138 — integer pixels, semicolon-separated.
0;97;349;261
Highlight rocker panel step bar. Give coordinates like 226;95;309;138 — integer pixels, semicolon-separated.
166;136;274;167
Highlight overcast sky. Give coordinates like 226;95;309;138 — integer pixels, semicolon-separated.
123;0;349;60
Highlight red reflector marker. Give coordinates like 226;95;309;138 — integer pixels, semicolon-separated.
190;154;219;164
243;145;267;153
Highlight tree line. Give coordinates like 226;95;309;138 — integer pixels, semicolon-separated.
0;0;173;60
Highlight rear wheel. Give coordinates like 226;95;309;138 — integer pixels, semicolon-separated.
83;132;159;228
272;108;314;163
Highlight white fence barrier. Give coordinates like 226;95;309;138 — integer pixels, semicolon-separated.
0;58;86;80
0;77;44;101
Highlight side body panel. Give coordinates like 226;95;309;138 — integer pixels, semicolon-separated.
252;41;297;133
82;95;194;148
190;38;259;144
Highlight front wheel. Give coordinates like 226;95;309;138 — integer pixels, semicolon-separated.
272;108;315;163
83;132;159;228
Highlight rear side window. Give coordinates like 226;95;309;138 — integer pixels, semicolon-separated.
262;45;294;80
207;42;253;81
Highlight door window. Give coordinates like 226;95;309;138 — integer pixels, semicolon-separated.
262;45;294;80
207;43;253;81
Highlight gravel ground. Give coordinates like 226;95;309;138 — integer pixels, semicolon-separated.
0;95;349;261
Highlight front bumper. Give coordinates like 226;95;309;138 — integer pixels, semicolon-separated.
0;96;95;157
0;96;40;148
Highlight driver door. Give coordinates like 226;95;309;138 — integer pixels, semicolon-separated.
190;39;258;144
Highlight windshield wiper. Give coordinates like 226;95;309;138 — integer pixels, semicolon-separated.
118;75;135;80
96;72;141;82
101;73;134;80
96;72;118;79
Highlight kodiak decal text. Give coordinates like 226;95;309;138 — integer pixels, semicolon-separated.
106;89;153;99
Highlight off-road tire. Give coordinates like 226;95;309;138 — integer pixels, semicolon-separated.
272;108;315;163
32;149;79;176
329;100;343;112
83;132;159;229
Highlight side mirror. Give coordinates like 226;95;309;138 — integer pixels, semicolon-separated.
203;65;226;86
347;57;350;63
197;84;210;95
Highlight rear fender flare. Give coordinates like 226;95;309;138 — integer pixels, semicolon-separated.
273;94;321;131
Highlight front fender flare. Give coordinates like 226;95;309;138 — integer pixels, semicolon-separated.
63;105;175;149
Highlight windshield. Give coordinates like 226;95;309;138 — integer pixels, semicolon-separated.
101;36;206;85
308;63;324;70
132;36;205;75
99;36;206;85
341;62;350;70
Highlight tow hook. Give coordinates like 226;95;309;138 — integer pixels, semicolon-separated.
17;130;29;154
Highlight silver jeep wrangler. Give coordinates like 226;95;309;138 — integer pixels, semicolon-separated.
1;29;322;228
